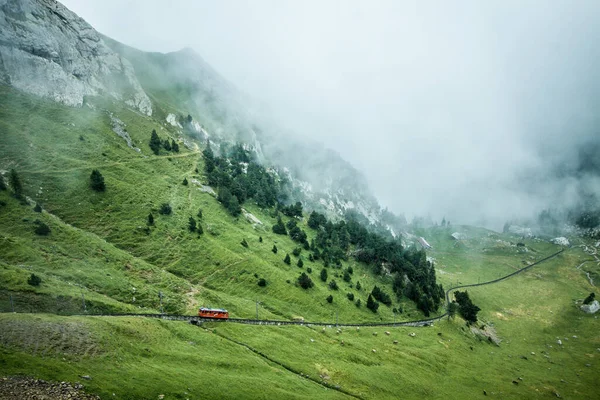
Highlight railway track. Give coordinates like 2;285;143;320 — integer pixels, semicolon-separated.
75;249;565;328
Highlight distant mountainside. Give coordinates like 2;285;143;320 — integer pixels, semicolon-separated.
103;32;395;230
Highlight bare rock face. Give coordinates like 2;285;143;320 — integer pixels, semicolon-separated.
0;0;152;115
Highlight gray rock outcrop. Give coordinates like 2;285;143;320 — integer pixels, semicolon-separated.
580;300;599;314
0;0;152;115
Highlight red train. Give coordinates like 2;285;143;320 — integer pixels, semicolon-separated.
198;307;229;319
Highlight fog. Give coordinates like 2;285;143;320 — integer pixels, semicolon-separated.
61;0;600;229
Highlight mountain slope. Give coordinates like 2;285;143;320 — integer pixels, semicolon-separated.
0;0;151;114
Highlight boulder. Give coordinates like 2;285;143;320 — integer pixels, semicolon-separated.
550;237;570;246
581;300;600;314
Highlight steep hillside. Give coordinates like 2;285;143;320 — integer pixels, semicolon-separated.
0;85;419;323
103;38;388;228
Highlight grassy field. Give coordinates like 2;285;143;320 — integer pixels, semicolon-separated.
1;85;598;398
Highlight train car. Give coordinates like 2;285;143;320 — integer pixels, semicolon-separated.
198;307;229;319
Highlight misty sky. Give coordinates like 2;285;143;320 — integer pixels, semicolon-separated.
61;0;600;229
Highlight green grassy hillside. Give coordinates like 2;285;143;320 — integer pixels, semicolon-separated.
1;84;598;399
0;85;418;322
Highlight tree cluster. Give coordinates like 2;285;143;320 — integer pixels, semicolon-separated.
454;291;481;324
203;141;284;216
149;129;179;155
306;211;444;315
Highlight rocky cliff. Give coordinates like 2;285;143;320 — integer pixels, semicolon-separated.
0;0;152;115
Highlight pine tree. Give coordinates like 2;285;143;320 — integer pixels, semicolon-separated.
272;216;287;235
9;169;23;198
0;176;6;191
272;245;278;254
196;224;204;235
240;238;249;248
326;295;333;303
320;268;328;282
27;273;42;286
227;195;242;216
171;140;179;152
298;272;314;289
284;254;291;265
163;138;172;151
33;203;42;213
90;169;105;192
147;213;154;225
202;141;215;173
182;177;188;185
197;209;203;219
297;258;304;268
366;294;379;312
259;236;263;243
188;217;197;232
149;129;161;155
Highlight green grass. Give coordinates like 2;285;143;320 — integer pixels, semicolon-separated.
1;84;598;399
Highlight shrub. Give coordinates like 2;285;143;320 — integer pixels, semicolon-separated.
297;258;304;268
356;281;361;290
355;299;361;307
343;271;351;282
298;272;314;289
147;213;154;225
272;245;278;254
33;203;42;213
583;292;595;305
34;221;50;236
0;176;6;191
347;266;353;275
326;295;333;303
257;278;267;287
197;209;203;219
307;267;312;273
347;292;355;301
284;254;291;265
241;238;249;248
292;247;301;257
320;268;328;282
328;280;339;290
27;273;42;286
259;236;263;243
158;203;172;215
90;169;105;192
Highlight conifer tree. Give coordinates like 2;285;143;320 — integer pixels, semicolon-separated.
9;169;23;198
297;258;304;268
188;217;197;232
320;268;328;282
171;140;179;152
272;245;278;254
284;253;291;265
149;129;161;155
147;213;154;226
366;294;379;312
90;169;105;192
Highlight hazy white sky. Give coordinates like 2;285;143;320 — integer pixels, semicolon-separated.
61;0;600;228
